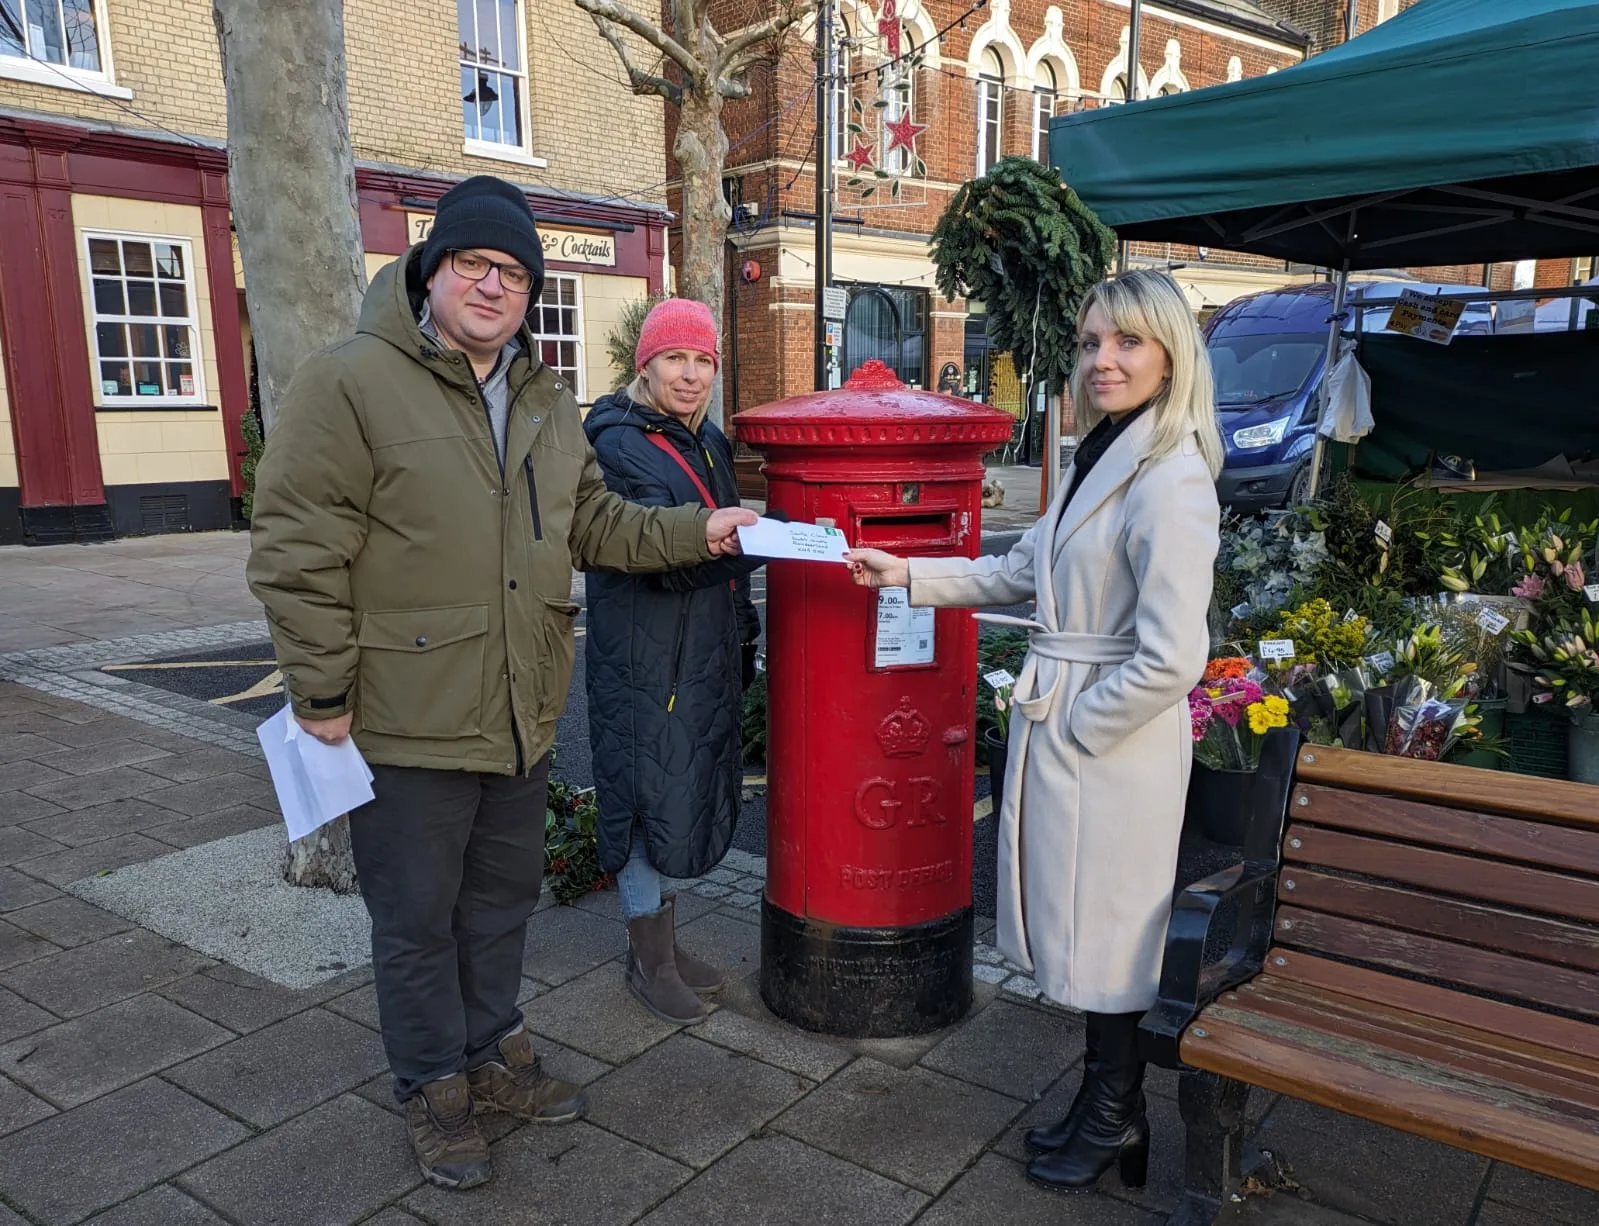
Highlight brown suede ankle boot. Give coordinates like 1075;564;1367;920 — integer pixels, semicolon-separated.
626;901;709;1025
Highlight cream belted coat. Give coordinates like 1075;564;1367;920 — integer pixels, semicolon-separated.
909;412;1220;1013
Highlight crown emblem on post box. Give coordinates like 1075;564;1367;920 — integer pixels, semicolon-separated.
876;696;931;758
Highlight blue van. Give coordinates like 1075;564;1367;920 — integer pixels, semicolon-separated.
1205;281;1495;511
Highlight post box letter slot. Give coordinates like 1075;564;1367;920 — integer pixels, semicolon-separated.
855;511;957;552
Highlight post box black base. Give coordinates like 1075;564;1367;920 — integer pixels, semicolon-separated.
760;900;974;1037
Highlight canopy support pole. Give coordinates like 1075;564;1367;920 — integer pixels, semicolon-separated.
1306;261;1350;501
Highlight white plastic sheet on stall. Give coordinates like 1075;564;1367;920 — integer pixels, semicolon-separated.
1318;339;1374;443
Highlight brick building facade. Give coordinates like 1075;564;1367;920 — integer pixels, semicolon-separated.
709;0;1320;425
705;0;1559;425
0;0;669;544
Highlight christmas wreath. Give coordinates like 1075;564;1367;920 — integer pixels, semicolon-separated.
930;156;1118;395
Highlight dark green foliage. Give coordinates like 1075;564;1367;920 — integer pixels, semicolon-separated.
741;669;767;766
930;157;1118;395
544;775;608;903
240;407;264;522
605;295;666;390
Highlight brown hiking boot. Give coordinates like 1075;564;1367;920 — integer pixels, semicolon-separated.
468;1026;586;1123
404;1074;491;1190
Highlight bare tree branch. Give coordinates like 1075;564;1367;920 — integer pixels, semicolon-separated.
715;75;752;98
719;7;809;66
594;17;683;103
575;0;701;79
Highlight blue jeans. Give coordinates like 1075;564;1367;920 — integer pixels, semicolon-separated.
615;823;674;920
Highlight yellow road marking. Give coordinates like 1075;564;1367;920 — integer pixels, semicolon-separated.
104;660;275;671
212;668;285;706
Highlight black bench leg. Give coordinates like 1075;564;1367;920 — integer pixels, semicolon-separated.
1165;1069;1250;1226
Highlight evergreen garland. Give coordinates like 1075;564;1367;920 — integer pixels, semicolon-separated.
929;156;1118;395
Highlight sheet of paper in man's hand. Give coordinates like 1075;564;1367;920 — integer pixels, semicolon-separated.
737;518;851;563
257;705;375;842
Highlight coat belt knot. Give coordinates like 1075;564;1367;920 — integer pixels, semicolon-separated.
1011;628;1136;724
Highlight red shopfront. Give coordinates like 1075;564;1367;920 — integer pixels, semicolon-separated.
0;114;667;546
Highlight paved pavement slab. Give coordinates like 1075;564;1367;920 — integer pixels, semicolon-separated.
585;1032;814;1169
693;985;854;1081
0;865;62;911
633;1133;927;1226
0;1073;54;1137
1255;1096;1491;1226
0;824;68;867
406;1120;692;1226
165;1007;388;1127
522;963;682;1065
673;910;762;984
156;964;346;1035
772;1056;1023;1195
20;794;200;848
520;902;627;986
0;984;52;1046
0;993;230;1107
1482;1164;1599;1226
80;1182;231;1225
30;739;174;778
0;917;55;970
920;997;1083;1102
178;1093;420;1226
143;802;278;849
14;831;175;886
916;1152;1163;1225
0;1077;249;1225
0;927;212;1016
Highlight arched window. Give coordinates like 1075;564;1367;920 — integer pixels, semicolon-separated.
883;55;916;174
977;47;1004;175
832;16;851;160
1033;61;1057;161
1159;83;1180;97
1110;72;1129;104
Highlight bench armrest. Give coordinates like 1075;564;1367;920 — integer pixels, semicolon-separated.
1139;728;1301;1069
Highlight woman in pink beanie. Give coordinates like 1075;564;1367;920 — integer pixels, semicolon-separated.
582;298;764;1025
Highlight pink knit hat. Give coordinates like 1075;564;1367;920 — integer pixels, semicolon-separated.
636;298;721;373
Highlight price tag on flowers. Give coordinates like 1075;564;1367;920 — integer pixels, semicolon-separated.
1365;650;1396;675
1258;639;1296;661
983;669;1016;690
1586;584;1599;604
1476;607;1511;636
1374;520;1393;548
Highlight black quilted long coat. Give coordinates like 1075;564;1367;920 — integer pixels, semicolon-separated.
583;392;761;879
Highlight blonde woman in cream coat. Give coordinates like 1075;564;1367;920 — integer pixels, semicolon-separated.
847;269;1224;1197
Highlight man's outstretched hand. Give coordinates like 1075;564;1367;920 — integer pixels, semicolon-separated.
706;507;759;556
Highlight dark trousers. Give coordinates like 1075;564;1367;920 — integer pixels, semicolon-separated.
348;757;549;1102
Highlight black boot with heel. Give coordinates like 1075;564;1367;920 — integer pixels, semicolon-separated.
1026;1010;1150;1194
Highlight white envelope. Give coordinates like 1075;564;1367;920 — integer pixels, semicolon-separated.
257;705;375;842
737;519;851;563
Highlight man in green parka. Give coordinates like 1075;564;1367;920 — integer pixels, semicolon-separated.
247;175;754;1191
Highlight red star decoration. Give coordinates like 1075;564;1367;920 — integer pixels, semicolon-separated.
844;139;877;172
883;112;926;156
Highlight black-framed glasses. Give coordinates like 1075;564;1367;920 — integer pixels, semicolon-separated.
449;249;534;294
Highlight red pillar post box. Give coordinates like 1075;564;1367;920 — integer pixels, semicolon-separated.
734;361;1014;1036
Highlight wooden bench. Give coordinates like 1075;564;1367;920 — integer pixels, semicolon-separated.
1143;731;1599;1226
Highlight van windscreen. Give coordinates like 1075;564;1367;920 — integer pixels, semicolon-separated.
1208;334;1325;407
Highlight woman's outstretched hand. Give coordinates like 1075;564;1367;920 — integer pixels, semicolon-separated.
845;548;911;589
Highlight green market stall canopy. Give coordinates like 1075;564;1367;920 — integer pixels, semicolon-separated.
1049;0;1599;270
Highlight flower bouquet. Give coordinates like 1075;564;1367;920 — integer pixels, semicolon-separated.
1187;657;1291;844
1189;658;1291;771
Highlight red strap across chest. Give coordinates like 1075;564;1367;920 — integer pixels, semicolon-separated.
645;431;718;508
